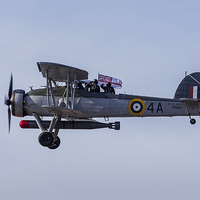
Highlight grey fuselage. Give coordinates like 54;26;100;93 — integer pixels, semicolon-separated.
22;87;197;119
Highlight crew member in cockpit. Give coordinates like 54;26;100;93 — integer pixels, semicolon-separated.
101;82;115;94
86;79;100;92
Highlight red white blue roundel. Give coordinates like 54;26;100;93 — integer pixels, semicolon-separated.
128;99;145;115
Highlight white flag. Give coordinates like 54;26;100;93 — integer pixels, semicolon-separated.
98;74;122;89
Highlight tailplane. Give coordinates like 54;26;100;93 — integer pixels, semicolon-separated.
174;72;200;99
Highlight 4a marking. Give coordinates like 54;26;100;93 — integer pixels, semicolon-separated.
147;102;163;113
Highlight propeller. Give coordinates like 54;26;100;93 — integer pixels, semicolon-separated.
5;74;13;133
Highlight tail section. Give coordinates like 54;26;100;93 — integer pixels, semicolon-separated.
174;72;200;99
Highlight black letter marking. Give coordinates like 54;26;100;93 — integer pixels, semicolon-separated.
147;102;154;113
156;102;163;113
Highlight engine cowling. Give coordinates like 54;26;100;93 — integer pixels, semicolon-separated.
11;89;25;117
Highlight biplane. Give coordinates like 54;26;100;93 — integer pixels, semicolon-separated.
4;62;200;149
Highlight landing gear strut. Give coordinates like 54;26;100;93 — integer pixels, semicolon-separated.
183;102;197;125
33;113;61;149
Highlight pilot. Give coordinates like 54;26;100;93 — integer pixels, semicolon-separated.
101;82;115;94
77;81;84;89
86;79;100;92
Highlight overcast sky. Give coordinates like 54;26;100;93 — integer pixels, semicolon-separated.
1;1;200;200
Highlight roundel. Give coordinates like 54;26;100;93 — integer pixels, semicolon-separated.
128;99;145;116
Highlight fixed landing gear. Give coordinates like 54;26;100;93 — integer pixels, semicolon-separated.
38;132;61;149
48;137;61;149
183;102;197;125
33;113;61;149
190;118;196;125
38;132;53;147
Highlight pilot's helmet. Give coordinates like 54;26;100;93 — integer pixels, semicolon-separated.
94;79;98;84
107;82;111;87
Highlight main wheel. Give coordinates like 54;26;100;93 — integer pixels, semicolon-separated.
190;118;196;125
38;132;53;147
48;137;61;150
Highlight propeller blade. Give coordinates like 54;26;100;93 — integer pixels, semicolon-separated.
5;74;13;133
8;74;13;100
8;106;11;134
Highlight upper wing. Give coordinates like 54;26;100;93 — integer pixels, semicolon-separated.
41;105;86;118
37;62;88;82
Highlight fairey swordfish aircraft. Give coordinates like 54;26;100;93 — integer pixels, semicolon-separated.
4;62;200;149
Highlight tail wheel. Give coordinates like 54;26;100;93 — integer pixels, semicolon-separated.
38;132;53;147
190;118;196;125
48;137;61;150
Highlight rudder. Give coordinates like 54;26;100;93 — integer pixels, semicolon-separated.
174;72;200;99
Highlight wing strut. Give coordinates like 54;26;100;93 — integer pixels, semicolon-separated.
46;71;50;105
66;71;76;109
38;62;87;109
49;79;56;105
45;70;56;106
71;72;76;109
43;65;79;116
66;72;69;108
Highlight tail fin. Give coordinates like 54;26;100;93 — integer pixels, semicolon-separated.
174;72;200;99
